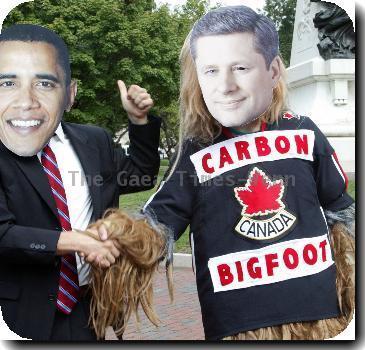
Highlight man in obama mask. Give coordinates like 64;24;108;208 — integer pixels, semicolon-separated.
0;23;161;340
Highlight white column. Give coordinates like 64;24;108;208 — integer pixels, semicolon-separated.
287;0;355;174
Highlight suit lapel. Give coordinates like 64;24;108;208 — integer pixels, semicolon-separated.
12;151;59;219
62;122;102;221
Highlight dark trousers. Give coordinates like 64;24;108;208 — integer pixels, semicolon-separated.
50;291;97;341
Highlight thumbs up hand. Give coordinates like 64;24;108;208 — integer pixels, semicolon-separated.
117;80;153;125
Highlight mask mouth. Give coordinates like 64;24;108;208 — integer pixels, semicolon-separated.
6;118;44;135
216;98;246;105
8;119;43;128
216;99;246;111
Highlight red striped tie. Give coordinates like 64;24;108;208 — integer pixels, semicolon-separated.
41;144;79;314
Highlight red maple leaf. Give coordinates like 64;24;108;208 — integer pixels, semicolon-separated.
282;112;299;120
282;112;294;120
234;167;285;216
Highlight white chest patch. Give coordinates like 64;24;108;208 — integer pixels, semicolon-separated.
190;130;315;183
208;234;333;293
234;167;296;241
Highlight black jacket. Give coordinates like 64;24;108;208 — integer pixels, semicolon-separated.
146;114;353;340
0;117;160;340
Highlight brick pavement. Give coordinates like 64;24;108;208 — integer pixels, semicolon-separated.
123;267;205;340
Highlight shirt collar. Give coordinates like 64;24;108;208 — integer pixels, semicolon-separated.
53;122;66;143
36;123;65;160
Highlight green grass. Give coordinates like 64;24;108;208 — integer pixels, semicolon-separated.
160;158;169;167
119;165;167;212
119;165;192;253
347;180;355;199
119;165;355;254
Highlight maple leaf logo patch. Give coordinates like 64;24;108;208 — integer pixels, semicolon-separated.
282;112;300;120
234;168;285;217
234;167;296;242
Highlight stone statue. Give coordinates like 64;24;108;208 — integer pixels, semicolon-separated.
311;0;355;60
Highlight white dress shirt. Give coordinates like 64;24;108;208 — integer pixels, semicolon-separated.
37;123;92;286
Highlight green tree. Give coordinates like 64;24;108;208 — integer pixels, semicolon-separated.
2;0;213;158
159;0;211;158
261;0;296;66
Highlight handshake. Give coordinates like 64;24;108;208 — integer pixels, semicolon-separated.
55;210;173;339
55;81;155;268
56;210;169;269
56;220;120;269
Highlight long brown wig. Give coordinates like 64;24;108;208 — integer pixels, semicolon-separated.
85;210;173;340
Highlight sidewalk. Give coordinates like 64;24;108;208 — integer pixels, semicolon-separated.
123;267;205;340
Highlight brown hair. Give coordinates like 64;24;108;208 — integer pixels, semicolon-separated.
167;31;288;178
179;30;288;144
86;210;173;340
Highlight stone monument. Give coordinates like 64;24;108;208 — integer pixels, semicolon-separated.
287;0;355;175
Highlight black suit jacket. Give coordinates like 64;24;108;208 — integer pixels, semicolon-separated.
0;117;161;340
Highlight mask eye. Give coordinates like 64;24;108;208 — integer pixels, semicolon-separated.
205;68;217;75
36;81;56;89
0;81;15;88
233;66;247;72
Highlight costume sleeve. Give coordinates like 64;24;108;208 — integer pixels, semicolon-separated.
143;142;197;240
112;115;161;195
0;181;60;265
304;117;354;211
